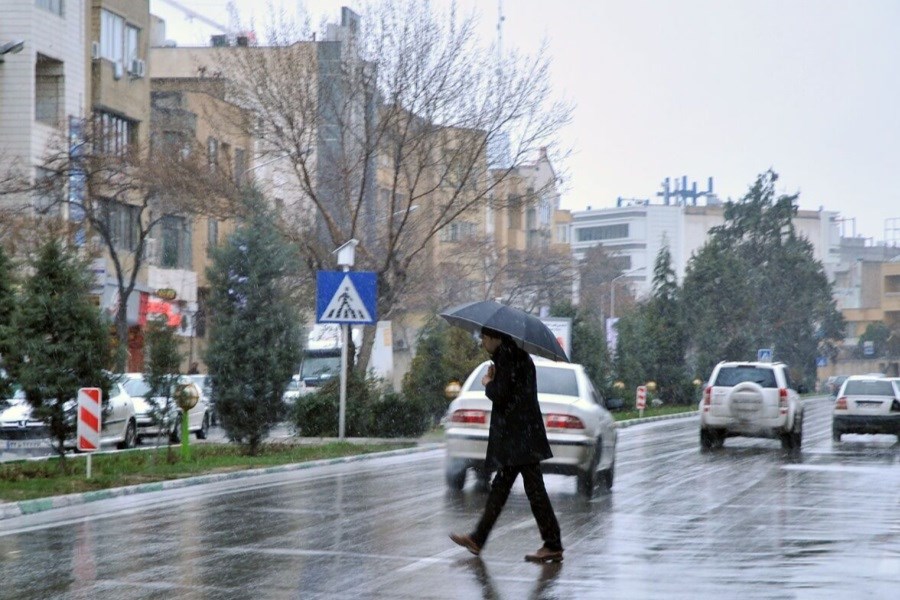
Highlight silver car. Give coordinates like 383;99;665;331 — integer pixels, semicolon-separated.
122;373;211;443
832;375;900;441
443;358;618;497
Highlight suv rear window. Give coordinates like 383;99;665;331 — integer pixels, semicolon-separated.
468;365;580;397
714;366;777;388
843;380;896;396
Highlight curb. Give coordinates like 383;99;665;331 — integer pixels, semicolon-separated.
0;443;443;521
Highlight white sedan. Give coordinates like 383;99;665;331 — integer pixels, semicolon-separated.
0;384;138;450
443;358;618;497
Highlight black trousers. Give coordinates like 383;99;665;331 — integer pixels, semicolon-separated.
471;463;562;551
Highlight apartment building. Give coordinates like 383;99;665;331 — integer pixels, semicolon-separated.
0;0;88;205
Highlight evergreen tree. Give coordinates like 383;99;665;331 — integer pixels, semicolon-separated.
9;240;113;458
205;199;302;455
401;318;483;425
143;320;183;456
0;245;17;401
643;245;691;403
682;171;844;385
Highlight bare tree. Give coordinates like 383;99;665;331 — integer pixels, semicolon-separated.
29;123;228;371
200;0;571;371
578;244;635;319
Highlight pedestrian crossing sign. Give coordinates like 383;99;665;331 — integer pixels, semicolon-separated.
316;271;377;324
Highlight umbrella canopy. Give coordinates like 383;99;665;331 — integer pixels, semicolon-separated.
439;300;569;362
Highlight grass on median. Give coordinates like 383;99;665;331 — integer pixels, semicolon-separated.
0;441;414;503
612;404;697;421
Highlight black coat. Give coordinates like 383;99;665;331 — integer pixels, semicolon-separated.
484;339;552;468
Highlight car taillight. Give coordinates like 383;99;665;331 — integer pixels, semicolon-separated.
834;397;847;410
779;388;788;414
450;409;487;425
702;386;712;412
545;414;585;430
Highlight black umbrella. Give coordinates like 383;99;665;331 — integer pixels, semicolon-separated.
439;300;569;362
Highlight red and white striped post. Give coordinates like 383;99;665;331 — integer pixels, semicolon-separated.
77;388;102;478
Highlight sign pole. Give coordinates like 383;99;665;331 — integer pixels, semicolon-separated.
86;454;92;479
339;319;348;440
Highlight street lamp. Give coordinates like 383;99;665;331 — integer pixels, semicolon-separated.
610;266;645;320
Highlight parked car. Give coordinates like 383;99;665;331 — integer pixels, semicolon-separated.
832;375;900;442
187;374;218;426
443;358;618;497
0;388;46;441
699;361;805;451
121;373;211;443
0;383;137;450
282;375;302;408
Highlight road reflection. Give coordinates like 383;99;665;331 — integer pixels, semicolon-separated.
453;556;563;600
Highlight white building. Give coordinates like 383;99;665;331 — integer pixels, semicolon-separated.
0;0;87;204
571;199;842;299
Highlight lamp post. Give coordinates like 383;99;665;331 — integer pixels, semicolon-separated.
334;239;358;440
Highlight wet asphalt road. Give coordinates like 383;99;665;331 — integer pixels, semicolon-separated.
0;396;897;599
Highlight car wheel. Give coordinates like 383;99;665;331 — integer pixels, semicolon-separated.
474;467;492;492
169;415;182;444
600;460;615;492
445;458;467;490
577;440;602;497
117;419;136;450
196;413;209;440
832;428;842;442
700;428;721;451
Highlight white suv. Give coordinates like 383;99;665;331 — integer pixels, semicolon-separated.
699;361;805;451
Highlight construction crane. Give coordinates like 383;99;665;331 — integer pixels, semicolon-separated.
155;0;254;45
156;0;232;32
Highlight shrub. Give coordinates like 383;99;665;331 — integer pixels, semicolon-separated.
369;391;431;438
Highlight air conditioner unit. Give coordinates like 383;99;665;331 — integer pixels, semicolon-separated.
130;58;145;78
91;41;100;60
393;338;409;351
112;61;123;80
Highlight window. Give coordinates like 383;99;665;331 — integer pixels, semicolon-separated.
100;199;141;252
125;25;139;68
100;9;125;64
207;137;218;171
714;367;777;388
234;148;247;185
33;167;63;215
207;218;218;250
159;215;192;269
576;223;629;242
93;111;136;156
468;365;579;397
556;224;570;243
35;55;63;127
36;0;63;16
441;221;477;242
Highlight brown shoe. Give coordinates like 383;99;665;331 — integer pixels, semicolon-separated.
525;546;564;563
450;533;481;556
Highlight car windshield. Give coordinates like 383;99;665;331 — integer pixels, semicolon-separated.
187;375;212;395
714;367;777;388
301;356;340;378
842;380;896;396
467;364;580;397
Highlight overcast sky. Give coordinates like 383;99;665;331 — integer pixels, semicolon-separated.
150;0;900;243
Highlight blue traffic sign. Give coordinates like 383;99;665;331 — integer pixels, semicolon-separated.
316;271;377;324
816;356;828;367
757;348;773;362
